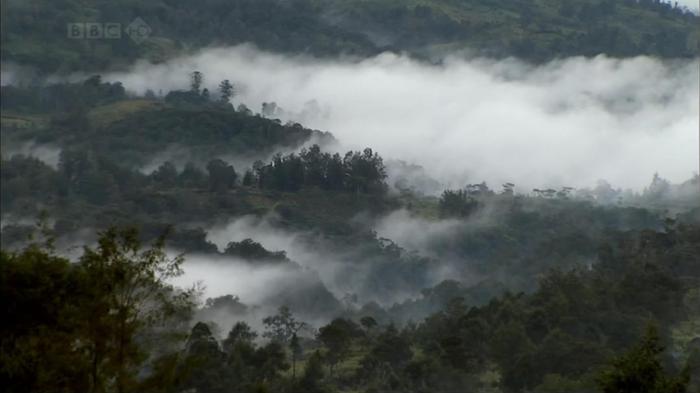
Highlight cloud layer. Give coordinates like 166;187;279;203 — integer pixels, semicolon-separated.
106;47;698;192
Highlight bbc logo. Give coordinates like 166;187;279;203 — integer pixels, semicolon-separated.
67;18;151;44
67;23;122;39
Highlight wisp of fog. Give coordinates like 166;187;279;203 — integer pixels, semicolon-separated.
104;46;699;192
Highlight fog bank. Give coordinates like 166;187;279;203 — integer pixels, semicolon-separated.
170;215;453;309
104;46;698;192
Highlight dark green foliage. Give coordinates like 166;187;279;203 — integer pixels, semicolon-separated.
218;80;235;104
202;296;250;321
254;146;387;194
0;228;195;393
83;106;325;167
2;80;329;170
439;189;478;218
223;239;288;263
293;350;328;393
223;322;257;355
2;0;697;74
343;148;388;194
180;321;292;393
1;43;699;393
360;316;378;332
0;0;377;74
356;324;414;391
289;333;302;380
206;159;237;193
164;90;209;107
1;76;126;114
181;323;230;393
597;325;690;393
0;246;89;393
150;162;178;188
2;219;698;393
262;306;307;344
409;221;700;392
317;318;362;376
178;162;208;189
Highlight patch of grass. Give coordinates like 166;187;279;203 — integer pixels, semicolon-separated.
0;113;48;129
87;99;164;127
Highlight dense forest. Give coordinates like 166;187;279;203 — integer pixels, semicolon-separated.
2;0;700;392
2;73;699;392
3;210;700;392
1;0;698;74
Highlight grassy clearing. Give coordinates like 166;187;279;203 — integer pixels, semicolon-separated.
87;99;164;127
0;113;48;130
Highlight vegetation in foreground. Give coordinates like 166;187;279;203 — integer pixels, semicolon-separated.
2;220;699;393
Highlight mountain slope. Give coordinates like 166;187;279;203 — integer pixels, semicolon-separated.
2;0;697;74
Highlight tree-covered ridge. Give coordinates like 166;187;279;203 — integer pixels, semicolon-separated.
326;0;699;59
2;0;698;74
251;145;387;194
4;143;692;318
0;143;389;239
1;76;332;169
1;45;699;393
2;73;697;314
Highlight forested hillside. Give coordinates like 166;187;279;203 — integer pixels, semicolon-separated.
2;0;698;73
1;1;699;393
2;74;700;392
3;208;700;392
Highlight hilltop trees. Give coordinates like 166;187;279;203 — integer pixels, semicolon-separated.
343;148;387;194
190;71;204;94
439;189;478;217
223;239;288;263
163;72;239;109
253;145;387;194
218;80;235;104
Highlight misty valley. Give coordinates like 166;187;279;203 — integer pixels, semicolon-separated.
1;1;700;393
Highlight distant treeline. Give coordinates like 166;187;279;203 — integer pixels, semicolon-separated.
0;75;127;113
2;0;697;74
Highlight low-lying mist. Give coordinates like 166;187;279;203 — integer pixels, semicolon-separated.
103;46;699;192
169;214;458;321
